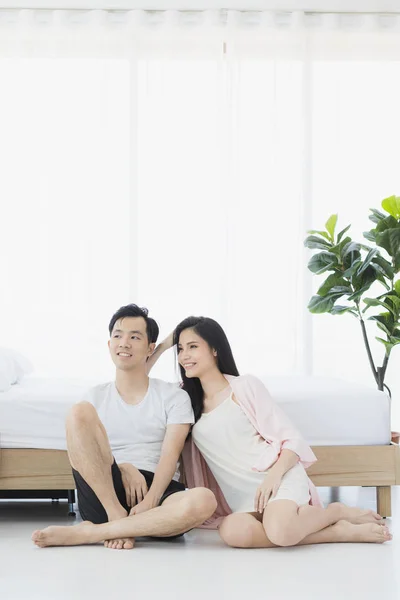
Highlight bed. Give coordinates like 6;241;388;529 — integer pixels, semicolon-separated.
0;375;398;517
263;376;398;517
0;377;92;514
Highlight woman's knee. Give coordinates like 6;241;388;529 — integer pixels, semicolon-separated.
219;514;258;548
264;520;297;547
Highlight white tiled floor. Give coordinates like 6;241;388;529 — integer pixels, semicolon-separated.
0;486;398;600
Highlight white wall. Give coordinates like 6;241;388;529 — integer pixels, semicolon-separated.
2;1;400;13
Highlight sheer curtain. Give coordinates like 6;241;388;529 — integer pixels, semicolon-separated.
1;9;400;426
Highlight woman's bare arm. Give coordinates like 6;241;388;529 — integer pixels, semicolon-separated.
146;332;174;375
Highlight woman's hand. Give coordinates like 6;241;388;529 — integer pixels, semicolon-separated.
254;470;283;513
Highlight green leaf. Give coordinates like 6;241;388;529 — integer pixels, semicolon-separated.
308;292;344;314
375;228;400;258
385;294;400;311
341;241;360;258
307;252;338;275
307;230;331;241
337;224;351;244
325;214;338;241
369;313;395;336
394;280;400;296
304;235;332;250
317;273;349;297
330;236;352;258
363;230;376;242
351;265;376;294
329;305;358;316
348;284;373;302
375;337;394;355
370;267;390;290
371;255;395;279
382;195;400;219
376;215;399;233
362;296;398;317
357;248;379;276
369;208;387;224
343;260;362;278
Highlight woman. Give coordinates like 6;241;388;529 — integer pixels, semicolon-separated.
163;315;391;548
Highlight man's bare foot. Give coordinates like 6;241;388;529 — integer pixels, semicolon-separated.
331;502;383;525
106;507;128;522
104;538;135;550
330;520;392;544
104;508;134;549
32;521;98;548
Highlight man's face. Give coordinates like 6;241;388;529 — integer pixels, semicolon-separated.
108;316;155;372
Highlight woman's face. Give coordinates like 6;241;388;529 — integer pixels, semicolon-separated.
177;328;217;379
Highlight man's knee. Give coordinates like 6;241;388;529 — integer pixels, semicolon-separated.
66;401;97;429
182;488;217;523
219;515;256;548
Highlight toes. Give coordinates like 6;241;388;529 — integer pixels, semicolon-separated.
123;540;134;550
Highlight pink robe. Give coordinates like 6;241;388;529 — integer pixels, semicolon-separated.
181;373;322;529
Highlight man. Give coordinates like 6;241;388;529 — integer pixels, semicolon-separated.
32;304;216;549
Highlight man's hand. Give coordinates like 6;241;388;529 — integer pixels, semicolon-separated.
119;463;148;508
129;494;159;516
254;470;283;513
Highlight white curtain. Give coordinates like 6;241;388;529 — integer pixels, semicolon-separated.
1;9;400;426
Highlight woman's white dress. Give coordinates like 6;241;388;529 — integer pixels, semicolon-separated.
191;389;310;513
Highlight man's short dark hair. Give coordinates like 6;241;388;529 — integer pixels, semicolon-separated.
108;304;159;344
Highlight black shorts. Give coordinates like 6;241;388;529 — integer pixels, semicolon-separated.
72;460;185;526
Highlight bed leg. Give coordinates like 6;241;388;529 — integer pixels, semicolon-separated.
376;486;391;518
68;490;76;517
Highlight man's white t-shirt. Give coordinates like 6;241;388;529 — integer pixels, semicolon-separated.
84;378;194;482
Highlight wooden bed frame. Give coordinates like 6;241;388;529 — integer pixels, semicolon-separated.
0;444;399;517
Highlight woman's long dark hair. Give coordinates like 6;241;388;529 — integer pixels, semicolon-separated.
173;316;240;422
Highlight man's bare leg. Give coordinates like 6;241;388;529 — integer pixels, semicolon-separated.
218;513;392;548
32;488;217;548
66;402;127;522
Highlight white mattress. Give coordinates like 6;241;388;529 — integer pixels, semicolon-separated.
0;375;391;449
0;377;93;450
262;376;391;446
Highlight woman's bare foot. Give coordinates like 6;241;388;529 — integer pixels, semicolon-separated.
104;538;135;550
330;520;392;544
32;521;99;548
332;503;383;525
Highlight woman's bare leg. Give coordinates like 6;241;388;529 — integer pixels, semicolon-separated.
219;512;391;549
263;500;385;548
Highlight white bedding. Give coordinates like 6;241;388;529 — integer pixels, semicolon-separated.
0;377;92;450
262;376;391;446
0;375;391;449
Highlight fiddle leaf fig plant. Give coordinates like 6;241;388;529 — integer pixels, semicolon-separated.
305;196;400;394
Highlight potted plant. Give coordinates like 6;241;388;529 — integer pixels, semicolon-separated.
304;196;400;442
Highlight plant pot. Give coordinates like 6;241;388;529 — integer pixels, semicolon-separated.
391;431;400;444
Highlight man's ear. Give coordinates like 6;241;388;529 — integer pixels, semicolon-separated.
148;342;156;356
107;339;111;350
